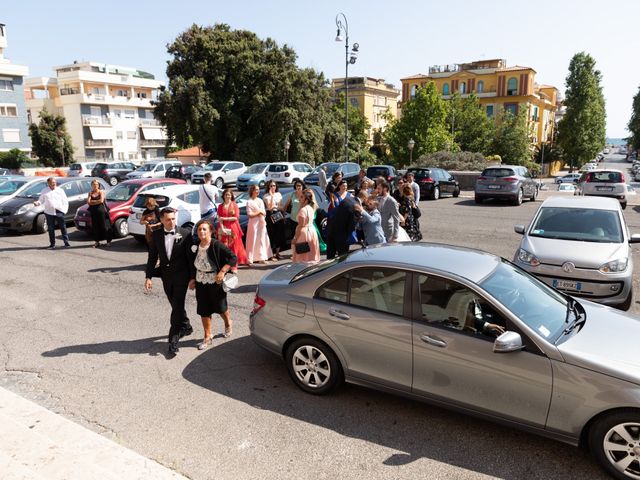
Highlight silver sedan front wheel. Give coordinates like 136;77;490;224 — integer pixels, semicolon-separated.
285;338;343;395
590;411;640;480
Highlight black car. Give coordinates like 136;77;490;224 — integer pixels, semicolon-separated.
305;162;361;190
0;177;109;233
91;162;137;186
165;164;203;183
406;167;460;200
238;185;329;249
366;165;398;190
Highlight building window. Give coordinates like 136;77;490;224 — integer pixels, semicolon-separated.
410;85;417;99
116;89;129;97
504;103;518;116
127;131;137;139
443;83;450;95
2;129;21;143
532;106;539;121
460;82;466;94
507;78;518;96
0;79;14;91
486;105;494;117
113;109;122;118
117;152;125;160
128;152;137;160
136;92;148;99
477;81;484;93
124;110;135;119
116;131;123;140
0;105;18;117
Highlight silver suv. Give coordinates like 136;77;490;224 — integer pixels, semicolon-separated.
191;161;247;188
576;169;627;209
475;165;538;205
514;196;640;310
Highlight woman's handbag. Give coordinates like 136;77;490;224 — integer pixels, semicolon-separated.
411;202;422;219
295;241;311;254
221;273;238;293
270;210;285;223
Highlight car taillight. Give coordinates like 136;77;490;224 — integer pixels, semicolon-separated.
585;174;592;183
101;169;108;174
251;293;266;315
620;173;625;183
477;176;487;181
419;177;433;183
503;177;518;183
387;175;392;181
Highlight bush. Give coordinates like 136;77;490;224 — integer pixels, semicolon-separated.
0;148;29;170
412;151;488;171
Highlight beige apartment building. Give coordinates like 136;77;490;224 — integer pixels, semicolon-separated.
331;77;400;143
25;61;166;162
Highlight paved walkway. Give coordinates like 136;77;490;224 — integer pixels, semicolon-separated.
0;386;188;480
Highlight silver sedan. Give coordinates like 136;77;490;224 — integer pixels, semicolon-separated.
250;243;640;480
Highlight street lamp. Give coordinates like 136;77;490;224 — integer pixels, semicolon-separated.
408;138;415;165
57;134;66;167
335;12;359;164
284;138;290;162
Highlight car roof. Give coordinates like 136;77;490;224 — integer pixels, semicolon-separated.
138;184;200;197
343;242;501;284
540;196;622;210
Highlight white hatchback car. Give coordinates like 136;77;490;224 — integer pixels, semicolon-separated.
191;161;246;188
265;162;313;185
126;160;182;180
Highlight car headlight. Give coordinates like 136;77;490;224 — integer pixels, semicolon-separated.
599;258;628;273
15;204;34;215
517;248;540;266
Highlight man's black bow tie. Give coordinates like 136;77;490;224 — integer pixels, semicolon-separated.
164;230;176;236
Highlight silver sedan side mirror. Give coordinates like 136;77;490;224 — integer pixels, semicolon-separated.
493;331;525;353
514;225;526;235
629;234;640;244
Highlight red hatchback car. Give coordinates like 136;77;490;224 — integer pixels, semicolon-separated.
74;178;186;238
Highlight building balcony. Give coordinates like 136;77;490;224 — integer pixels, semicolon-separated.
139;118;162;126
85;139;113;147
60;87;80;95
82;115;111;126
140;139;166;146
82;93;153;107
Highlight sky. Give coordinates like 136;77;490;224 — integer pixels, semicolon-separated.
4;0;639;138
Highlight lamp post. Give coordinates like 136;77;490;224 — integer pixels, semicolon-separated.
335;13;358;164
284;138;290;162
408;138;415;165
57;134;66;167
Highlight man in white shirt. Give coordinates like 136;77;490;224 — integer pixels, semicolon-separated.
199;172;219;222
318;165;328;190
34;177;70;249
405;172;420;202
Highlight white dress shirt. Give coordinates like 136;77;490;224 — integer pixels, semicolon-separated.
164;230;175;259
38;186;69;215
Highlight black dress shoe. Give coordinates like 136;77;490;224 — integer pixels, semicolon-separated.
179;326;193;338
168;344;179;357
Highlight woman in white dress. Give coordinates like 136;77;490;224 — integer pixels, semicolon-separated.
245;184;273;264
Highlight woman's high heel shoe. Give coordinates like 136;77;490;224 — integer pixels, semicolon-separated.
197;337;213;350
223;325;233;338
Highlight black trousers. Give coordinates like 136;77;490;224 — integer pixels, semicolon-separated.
161;278;191;346
326;234;349;260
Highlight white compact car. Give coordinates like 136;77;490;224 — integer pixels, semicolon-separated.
265;162;313;185
191;161;246;188
126;160;182;180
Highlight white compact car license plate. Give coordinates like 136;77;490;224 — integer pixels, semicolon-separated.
597;186;613;192
488;185;501;189
271;174;280;178
553;279;581;291
78;221;86;227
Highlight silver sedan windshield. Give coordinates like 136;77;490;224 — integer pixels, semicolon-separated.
529;207;623;243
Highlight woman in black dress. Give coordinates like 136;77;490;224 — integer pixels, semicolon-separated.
399;185;422;242
188;219;238;350
263;180;285;259
140;197;162;246
86;179;112;247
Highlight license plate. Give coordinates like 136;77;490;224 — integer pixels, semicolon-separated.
597;186;613;191
135;213;142;219
271;174;280;178
488;185;501;189
553;279;582;291
78;221;86;227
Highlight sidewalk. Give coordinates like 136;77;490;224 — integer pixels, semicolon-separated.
0;386;188;480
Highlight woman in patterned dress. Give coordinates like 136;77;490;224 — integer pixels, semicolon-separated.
216;188;248;271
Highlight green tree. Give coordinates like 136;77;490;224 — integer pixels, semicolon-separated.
627;85;640;152
557;52;606;169
154;24;333;165
449;93;494;154
491;106;532;164
0;148;29;170
28;109;74;167
324;92;371;163
384;82;453;167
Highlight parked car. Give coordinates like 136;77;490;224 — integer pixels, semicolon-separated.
67;162;97;177
238;185;329;247
475;165;538;205
74;178;186;238
603;148;610;154
236;163;270;191
265;162;313;186
250;241;640;480
91;162;137;186
366;165;398;191
190;161;247;188
514;196;637;310
305;162;360;190
556;183;576;193
626;184;637;196
165;164;203;183
406;167;460;200
575;169;627;209
0;177;109;234
0;176;38;203
580;162;598;173
126;160;182;180
555;173;581;184
0;168;10;176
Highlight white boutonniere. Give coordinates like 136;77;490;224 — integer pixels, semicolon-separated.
174;233;183;242
191;245;197;253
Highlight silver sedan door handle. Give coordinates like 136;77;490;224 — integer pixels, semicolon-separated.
328;308;350;320
421;334;447;348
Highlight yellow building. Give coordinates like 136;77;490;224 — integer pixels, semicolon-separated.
331;77;400;143
400;59;558;149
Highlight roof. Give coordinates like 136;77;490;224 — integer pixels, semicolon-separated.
343;242;502;284
167;147;208;158
540;196;622;211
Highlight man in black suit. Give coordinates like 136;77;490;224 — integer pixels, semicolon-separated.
325;195;357;259
144;207;193;357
